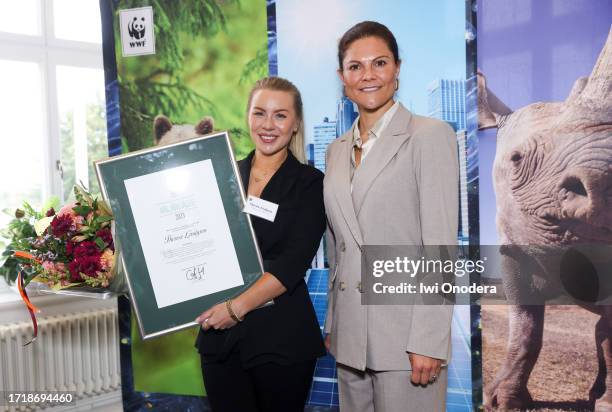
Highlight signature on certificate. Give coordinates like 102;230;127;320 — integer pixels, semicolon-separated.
184;263;206;281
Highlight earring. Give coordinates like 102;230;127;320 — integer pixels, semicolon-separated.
395;78;399;91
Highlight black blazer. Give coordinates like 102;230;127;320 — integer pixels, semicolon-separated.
195;150;326;367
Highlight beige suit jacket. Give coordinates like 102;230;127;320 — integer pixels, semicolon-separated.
323;103;458;371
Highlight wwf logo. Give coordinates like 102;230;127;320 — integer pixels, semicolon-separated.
128;17;146;40
119;6;155;57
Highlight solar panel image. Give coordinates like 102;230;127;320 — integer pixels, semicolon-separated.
305;269;472;411
447;305;472;412
305;269;340;409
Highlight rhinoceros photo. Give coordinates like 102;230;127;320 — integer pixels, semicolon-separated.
479;29;612;411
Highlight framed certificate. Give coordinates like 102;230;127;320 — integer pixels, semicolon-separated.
95;131;263;339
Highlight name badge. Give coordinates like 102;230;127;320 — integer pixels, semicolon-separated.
243;195;278;222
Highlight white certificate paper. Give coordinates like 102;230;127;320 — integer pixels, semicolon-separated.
124;159;244;308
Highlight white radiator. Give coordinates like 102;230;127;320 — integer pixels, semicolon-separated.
0;306;121;411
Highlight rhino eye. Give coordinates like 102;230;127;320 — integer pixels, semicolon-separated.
510;151;523;163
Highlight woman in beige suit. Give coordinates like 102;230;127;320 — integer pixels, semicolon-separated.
324;21;459;411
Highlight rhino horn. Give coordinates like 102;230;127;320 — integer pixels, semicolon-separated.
575;28;612;111
477;70;513;130
565;76;589;105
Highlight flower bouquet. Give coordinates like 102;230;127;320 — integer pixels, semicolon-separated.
10;185;125;293
2;185;125;344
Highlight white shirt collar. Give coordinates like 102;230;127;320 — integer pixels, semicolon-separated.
350;100;400;165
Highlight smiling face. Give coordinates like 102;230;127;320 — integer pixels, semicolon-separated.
339;36;400;114
248;89;299;158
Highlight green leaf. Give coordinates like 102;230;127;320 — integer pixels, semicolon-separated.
94;237;106;250
73;184;93;205
96;215;113;223
22;201;41;219
98;200;113;216
73;205;92;217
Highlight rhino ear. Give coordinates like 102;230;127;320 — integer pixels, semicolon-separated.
195;116;214;135
154;115;173;143
477;71;513;130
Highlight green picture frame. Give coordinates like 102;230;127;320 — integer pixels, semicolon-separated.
95;131;263;339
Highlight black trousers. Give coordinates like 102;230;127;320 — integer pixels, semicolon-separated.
201;352;316;412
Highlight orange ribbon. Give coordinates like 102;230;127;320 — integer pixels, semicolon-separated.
14;251;37;261
16;270;39;313
14;251;40;345
17;271;38;345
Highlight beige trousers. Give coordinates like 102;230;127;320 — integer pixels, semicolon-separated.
337;363;448;412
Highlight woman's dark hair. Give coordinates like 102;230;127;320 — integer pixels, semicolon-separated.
337;21;400;69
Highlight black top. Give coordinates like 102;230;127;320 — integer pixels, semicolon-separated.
195;150;326;367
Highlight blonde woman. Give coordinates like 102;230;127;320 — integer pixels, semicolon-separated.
195;77;326;412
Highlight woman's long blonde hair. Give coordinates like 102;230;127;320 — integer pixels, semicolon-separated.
246;76;306;163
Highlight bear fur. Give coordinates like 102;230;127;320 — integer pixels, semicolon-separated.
153;115;214;146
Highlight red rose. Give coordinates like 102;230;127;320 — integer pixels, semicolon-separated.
68;260;81;282
50;214;74;237
68;255;102;281
73;241;100;258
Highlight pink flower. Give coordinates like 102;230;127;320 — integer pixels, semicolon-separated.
58;202;78;218
100;249;115;271
74;215;85;229
41;260;68;281
57;202;87;230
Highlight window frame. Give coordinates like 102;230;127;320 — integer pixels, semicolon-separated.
0;0;104;203
0;0;105;300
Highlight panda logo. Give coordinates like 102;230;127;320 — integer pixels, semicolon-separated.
128;17;146;40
